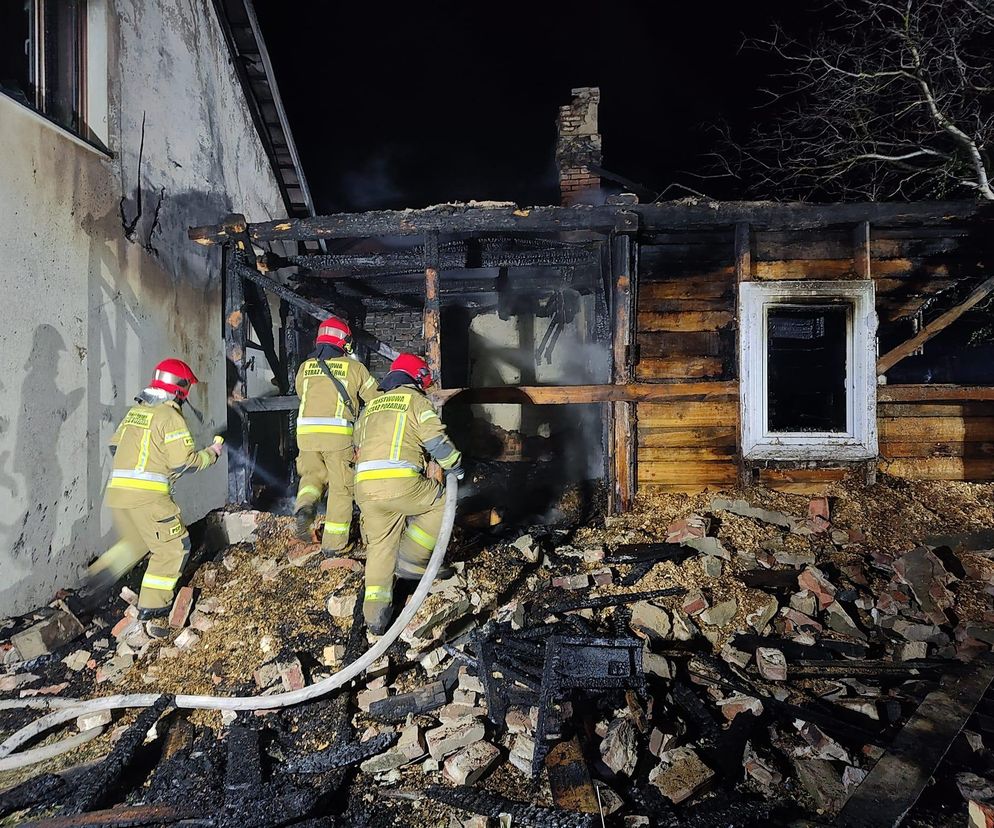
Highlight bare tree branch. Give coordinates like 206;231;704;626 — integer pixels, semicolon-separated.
715;0;994;201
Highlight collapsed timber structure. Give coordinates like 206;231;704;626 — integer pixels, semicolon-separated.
189;196;994;514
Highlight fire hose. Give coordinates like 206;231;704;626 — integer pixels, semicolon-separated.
0;474;459;771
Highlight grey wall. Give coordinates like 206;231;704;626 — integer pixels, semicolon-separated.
0;0;286;616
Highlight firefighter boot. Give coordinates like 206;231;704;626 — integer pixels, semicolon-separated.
295;504;317;542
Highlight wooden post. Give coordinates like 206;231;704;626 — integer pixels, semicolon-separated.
611;231;637;512
854;220;871;279
734;222;751;487
734;222;752;282
424;231;442;384
223;244;251;507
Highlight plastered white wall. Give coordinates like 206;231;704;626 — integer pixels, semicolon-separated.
0;0;286;616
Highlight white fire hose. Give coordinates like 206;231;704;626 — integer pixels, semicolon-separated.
0;475;459;771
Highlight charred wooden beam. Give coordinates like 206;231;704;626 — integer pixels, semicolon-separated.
611;231;637;513
237;380;738;412
638;200;989;233
836;663;994;827
17;804;200;828
233;262;399;361
734;222;751;282
877;384;994;402
189;204;636;245
424;231;441;381
424;785;600;828
225;248;251;507
878;275;994;373
854;220;872;279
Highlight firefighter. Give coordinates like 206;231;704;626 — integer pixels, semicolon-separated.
293;316;378;555
353;353;463;634
83;359;222;636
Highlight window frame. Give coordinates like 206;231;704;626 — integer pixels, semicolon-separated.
739;280;878;462
1;0;108;151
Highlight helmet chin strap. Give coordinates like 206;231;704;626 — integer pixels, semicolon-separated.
184;396;205;423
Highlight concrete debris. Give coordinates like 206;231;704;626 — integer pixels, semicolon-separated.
747;595;779;633
62;649;91;672
510;534;540;563
77;709;113;732
710;497;798;530
756;647;787;681
825;602;866;640
600;718;638;776
649;747;715;804
425;716;487;761
699;598;737;627
899;641;928;661
96;654;133;685
222;510;260;544
684;536;731;560
443;740;500;785
630;601;671;639
12;610;84;660
174;629;200;651
398;723;427;761
188;610;215;633
322;644;345;667
789;590;818;616
893;546;956;625
701;556;723;578
327;592;357;618
358;686;389;711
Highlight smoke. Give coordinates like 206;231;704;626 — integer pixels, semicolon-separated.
340;154;404;211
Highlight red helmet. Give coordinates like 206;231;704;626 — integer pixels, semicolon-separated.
391;353;432;390
150;358;198;400
316;316;352;350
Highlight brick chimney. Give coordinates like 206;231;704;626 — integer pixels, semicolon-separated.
556;87;602;206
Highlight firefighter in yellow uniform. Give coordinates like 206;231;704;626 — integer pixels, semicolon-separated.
82;359;222;636
354;353;463;634
293;317;378;554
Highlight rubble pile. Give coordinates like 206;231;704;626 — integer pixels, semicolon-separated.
1;476;994;826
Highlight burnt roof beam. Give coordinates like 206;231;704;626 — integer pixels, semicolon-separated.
190;205;638;245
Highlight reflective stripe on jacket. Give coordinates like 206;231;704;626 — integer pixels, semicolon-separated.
294;357;378;448
106;401;216;506
354;385;461;483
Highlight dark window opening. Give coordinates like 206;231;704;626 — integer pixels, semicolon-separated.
0;0;85;135
767;304;848;433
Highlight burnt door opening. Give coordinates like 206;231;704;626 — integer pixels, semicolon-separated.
766;305;848;433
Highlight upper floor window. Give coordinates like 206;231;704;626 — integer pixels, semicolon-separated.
0;0;90;138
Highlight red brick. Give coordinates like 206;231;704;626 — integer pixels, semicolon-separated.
168;586;195;629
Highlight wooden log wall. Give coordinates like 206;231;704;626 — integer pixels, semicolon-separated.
634;218;990;492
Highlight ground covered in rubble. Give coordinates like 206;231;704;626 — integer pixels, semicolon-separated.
0;475;993;826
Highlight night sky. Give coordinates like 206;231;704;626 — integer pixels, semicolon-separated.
254;2;817;213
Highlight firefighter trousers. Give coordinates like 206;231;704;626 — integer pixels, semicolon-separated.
87;498;190;611
355;476;445;624
295;445;355;552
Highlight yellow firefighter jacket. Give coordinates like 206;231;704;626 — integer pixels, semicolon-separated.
354;384;462;486
106;401;217;507
294;356;378;451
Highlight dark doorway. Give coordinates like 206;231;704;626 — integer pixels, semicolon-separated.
766;304;848;433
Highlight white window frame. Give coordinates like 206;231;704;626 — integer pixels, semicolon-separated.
739;280;878;461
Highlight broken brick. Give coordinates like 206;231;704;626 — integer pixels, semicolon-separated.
797;567;836;610
326;593;357;618
443;740;500;786
718;694;764;721
551;573;590;591
279;658;306;691
322;644;345;667
319;556;362;573
756;647;787;681
168;586;195;629
425;716;486;761
681;589;708;617
0;673;39;692
700;599;737;627
600;718;638;776
358;686;389;711
77;709;113;732
893;546;955;626
807;497;830;532
188;610;215;633
631;601;671;639
665;514;708;543
649;748;714;804
174;629;200;651
111;615;139;640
